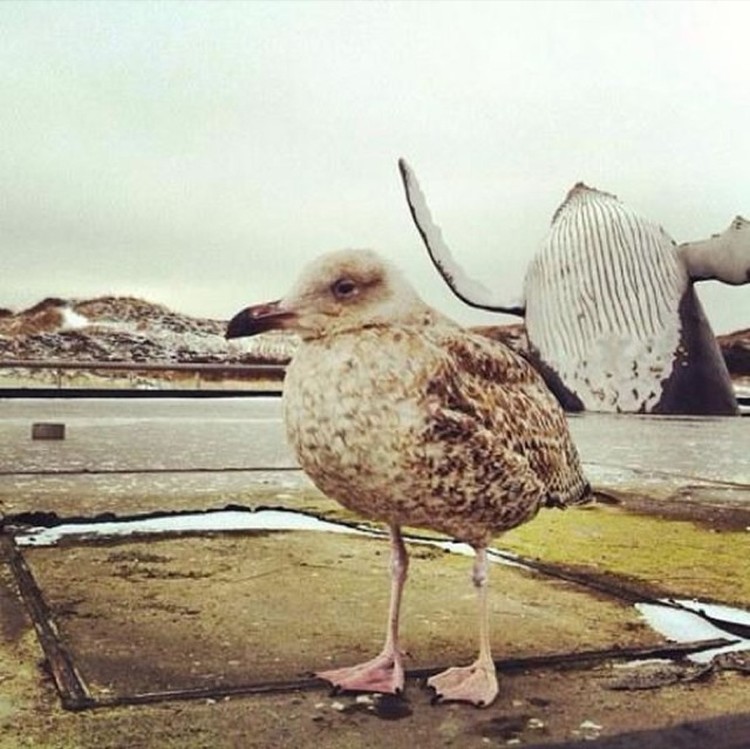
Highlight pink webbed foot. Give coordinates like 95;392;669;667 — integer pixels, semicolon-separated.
316;650;405;695
427;660;499;708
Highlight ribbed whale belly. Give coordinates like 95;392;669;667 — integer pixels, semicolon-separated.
524;185;688;413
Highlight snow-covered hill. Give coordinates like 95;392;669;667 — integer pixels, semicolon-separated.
0;296;296;364
0;296;746;380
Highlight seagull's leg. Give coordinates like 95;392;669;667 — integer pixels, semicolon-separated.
316;524;408;695
427;546;499;707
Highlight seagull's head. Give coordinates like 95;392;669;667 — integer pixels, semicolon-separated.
226;249;434;341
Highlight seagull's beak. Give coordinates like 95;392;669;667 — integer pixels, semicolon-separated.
225;300;296;339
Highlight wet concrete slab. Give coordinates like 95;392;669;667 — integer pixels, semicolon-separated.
1;401;749;746
1;505;749;747
1;402;748;523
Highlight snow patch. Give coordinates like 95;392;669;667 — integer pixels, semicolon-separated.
60;307;90;331
636;599;750;662
15;509;359;546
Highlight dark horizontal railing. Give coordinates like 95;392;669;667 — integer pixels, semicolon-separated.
0;359;286;375
0;359;286;397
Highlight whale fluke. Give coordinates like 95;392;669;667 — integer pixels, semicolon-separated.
398;159;525;316
679;215;750;285
526;186;739;414
551;182;619;224
399;159;742;415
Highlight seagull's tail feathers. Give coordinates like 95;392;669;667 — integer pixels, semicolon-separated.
544;479;593;510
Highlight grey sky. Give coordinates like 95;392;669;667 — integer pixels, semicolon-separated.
1;1;748;333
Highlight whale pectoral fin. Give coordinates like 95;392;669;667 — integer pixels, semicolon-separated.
679;215;750;285
397;158;525;316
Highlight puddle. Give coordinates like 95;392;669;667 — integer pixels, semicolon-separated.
636;600;750;662
13;508;366;546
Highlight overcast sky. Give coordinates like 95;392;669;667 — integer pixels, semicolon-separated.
1;1;748;333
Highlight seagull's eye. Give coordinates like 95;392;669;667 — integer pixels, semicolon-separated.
331;278;359;299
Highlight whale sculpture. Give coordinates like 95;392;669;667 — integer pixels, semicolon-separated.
399;160;750;415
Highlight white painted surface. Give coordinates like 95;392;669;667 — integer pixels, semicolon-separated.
400;160;524;313
679;216;750;285
525;186;687;413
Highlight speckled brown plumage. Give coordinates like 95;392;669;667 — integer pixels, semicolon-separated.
226;248;589;707
284;322;587;547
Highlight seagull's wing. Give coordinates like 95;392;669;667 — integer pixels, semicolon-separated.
418;326;589;514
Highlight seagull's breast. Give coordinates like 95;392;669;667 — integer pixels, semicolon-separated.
282;327;430;516
280;324;575;545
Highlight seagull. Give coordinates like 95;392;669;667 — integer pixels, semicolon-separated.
226;249;589;707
